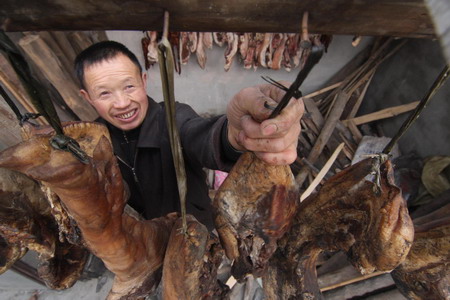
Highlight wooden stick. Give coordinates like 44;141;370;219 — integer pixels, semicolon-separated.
320;271;386;292
346;120;363;143
347;71;374;119
344;101;419;126
303;82;342;99
18;34;98;121
301;143;344;201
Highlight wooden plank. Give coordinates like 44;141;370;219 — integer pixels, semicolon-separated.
343;101;419;126
1;0;434;37
18;34;98;121
0;96;22;150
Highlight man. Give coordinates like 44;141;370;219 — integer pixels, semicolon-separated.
75;41;303;228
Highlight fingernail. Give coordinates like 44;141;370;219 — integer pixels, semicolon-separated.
263;124;277;135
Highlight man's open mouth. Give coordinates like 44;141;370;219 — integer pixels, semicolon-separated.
116;109;137;120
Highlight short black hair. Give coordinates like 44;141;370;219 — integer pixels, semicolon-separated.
74;41;143;90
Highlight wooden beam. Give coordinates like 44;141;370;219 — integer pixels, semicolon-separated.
1;0;434;38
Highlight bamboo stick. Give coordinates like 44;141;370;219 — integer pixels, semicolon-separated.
344;101;419;126
303;82;342;99
300;143;344;201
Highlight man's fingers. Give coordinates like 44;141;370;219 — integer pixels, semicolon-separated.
254;147;298;165
237;123;301;153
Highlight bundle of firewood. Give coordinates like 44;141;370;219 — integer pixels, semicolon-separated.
142;31;332;72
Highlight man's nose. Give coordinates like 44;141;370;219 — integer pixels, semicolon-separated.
113;92;131;108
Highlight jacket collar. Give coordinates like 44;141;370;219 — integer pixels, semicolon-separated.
137;96;162;148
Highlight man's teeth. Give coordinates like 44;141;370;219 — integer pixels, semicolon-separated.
118;110;135;119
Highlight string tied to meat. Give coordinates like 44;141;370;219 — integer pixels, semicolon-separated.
0;30;89;164
157;11;189;236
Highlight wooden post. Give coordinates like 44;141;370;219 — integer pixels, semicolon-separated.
18;34;98;121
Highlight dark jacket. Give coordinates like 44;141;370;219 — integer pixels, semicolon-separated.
99;97;240;229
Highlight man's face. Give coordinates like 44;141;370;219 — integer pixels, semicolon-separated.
80;54;148;131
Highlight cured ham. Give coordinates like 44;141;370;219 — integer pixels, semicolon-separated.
0;122;177;299
213;152;299;281
263;157;414;299
162;215;229;299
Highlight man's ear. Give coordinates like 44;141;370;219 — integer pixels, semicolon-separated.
80;89;94;105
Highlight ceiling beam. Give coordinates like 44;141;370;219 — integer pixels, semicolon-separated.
1;0;435;38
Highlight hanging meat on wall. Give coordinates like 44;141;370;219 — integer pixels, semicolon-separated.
263;157;414;299
142;31;332;73
213;151;299;281
0;122;177;299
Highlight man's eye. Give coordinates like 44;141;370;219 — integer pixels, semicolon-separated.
99;91;110;98
125;85;135;90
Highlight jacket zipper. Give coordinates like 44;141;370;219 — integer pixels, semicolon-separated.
116;131;140;184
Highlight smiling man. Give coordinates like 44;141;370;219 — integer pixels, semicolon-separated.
75;41;303;228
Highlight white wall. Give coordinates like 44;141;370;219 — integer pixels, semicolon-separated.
106;31;372;115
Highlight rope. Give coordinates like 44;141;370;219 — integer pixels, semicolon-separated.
157;11;188;234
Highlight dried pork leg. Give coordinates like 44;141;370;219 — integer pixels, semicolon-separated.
213;151;299;281
0;190;55;260
392;203;450;300
243;33;256;69
0;122;177;299
162;215;228;299
253;33;265;69
180;32;190;65
270;34;287;70
263;158;414;299
147;31;159;66
213;32;225;47
141;35;151;70
203;32;213;50
188;32;198;53
0;167;87;289
258;33;272;68
196;32;207;69
224;33;238;72
239;33;249;59
37;239;88;290
168;32;181;74
267;33;283;69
